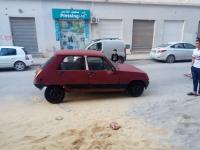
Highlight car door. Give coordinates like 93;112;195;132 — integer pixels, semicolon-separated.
58;55;89;89
183;43;195;60
87;56;120;89
171;43;186;60
0;48;17;68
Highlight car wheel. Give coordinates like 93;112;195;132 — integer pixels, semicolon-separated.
14;61;26;71
45;86;65;104
118;56;124;63
166;55;175;63
128;81;144;97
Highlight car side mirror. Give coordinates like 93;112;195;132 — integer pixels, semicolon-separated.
125;44;130;49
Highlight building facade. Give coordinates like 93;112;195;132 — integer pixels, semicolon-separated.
0;0;200;55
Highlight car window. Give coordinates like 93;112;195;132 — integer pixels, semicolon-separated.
171;43;184;49
0;48;16;56
87;57;112;71
60;56;86;70
88;42;102;51
183;43;195;49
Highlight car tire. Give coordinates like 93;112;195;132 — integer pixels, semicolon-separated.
14;61;26;71
45;86;65;104
128;81;144;97
166;55;175;63
118;56;124;63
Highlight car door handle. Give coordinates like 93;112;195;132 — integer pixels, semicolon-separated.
59;71;64;75
88;72;96;76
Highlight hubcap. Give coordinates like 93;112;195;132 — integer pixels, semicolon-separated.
49;88;62;99
168;56;174;63
16;62;25;70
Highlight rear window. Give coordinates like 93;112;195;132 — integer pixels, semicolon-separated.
158;44;171;47
22;47;29;54
59;56;86;70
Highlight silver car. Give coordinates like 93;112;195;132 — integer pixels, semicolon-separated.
150;42;195;63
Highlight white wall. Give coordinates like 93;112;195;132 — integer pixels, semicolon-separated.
0;0;199;52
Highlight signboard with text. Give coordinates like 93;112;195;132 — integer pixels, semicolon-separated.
52;9;90;20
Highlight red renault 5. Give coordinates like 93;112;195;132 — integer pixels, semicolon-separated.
34;50;149;104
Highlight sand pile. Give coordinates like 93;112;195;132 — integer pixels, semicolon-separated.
16;120;174;150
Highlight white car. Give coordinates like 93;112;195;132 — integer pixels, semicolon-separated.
0;46;33;71
150;42;195;63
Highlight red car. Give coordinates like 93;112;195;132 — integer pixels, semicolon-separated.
34;50;149;104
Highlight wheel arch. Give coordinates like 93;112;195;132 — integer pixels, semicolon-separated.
14;60;26;67
166;54;176;62
127;80;147;89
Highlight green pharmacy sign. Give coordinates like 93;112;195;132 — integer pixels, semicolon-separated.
52;9;91;20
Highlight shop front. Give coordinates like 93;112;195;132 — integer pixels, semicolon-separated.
52;9;90;50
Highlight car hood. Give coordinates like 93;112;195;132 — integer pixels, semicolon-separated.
116;63;146;74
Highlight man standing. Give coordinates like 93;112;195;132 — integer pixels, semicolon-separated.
187;37;200;96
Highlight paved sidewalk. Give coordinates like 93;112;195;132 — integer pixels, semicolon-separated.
126;53;150;61
32;53;150;66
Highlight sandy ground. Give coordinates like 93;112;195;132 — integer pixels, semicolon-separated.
0;92;175;150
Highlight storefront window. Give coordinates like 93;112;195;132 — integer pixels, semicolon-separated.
52;9;90;50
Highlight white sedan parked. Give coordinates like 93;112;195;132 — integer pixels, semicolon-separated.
0;46;33;71
150;42;195;63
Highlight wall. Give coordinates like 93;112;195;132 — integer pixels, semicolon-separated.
0;0;199;53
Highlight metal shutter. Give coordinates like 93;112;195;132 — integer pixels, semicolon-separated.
132;20;155;50
10;17;38;53
163;20;184;43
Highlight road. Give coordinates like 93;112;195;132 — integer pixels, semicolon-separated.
0;59;199;150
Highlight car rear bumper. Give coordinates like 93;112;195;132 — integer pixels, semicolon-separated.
25;60;34;66
150;52;167;60
34;83;45;90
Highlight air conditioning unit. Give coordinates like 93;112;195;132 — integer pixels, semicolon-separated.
90;17;99;24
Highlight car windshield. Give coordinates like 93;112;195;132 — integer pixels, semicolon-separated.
158;44;171;47
85;41;94;49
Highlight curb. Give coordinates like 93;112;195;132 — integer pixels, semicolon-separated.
126;58;151;61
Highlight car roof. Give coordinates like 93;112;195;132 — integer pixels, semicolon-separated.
0;46;23;48
55;50;104;57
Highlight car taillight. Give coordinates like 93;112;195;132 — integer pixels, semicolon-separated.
158;49;167;53
25;55;29;60
35;68;42;77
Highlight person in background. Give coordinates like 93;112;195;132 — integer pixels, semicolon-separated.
187;37;200;96
111;49;119;63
